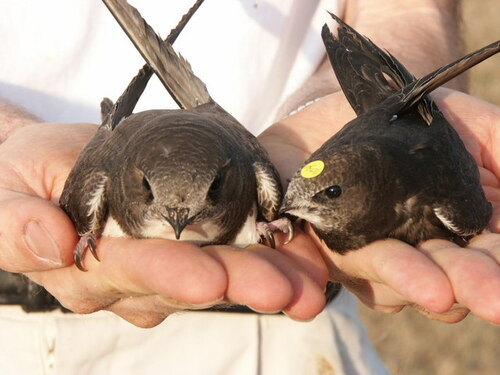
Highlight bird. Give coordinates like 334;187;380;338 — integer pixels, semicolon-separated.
60;0;291;271
280;12;497;253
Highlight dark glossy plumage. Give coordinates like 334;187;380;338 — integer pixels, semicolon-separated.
281;13;497;253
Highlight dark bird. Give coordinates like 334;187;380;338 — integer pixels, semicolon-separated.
280;13;497;253
60;0;291;271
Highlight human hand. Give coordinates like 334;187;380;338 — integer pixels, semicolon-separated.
0;122;328;327
259;88;500;324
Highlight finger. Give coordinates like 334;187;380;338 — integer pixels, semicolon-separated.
411;302;470;324
105;295;180;328
433;88;499;152
484;193;500;233
275;230;329;320
349;280;407;314
467;232;500;262
205;243;326;321
318;232;455;313
419;237;500;324
202;245;294;313
94;238;229;305
30;237;228;312
253;246;326;321
274;229;329;288
0;193;77;272
361;301;405;315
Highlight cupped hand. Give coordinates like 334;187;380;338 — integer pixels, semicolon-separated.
0;123;328;327
259;88;500;324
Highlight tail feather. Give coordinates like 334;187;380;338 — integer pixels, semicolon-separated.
102;0;211;114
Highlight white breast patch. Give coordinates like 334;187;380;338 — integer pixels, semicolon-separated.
101;206;261;247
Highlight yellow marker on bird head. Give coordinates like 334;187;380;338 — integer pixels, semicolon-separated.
300;160;325;178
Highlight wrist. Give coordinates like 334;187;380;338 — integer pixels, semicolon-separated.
0;99;41;143
274;57;342;121
344;0;464;89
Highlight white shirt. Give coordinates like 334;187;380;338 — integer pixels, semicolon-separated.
1;0;331;134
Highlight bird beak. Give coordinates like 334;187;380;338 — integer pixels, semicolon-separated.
279;198;302;222
165;208;190;240
279;199;294;216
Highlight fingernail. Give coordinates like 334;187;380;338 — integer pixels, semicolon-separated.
23;220;63;266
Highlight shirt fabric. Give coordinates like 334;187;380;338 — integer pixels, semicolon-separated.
0;1;389;374
0;290;388;375
2;0;334;134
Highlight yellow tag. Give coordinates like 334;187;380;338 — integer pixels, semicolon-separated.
301;160;325;178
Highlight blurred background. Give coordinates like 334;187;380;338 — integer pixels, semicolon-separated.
358;1;499;374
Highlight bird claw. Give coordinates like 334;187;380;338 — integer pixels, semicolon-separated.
268;217;295;245
257;222;276;248
74;234;99;272
453;235;472;247
257;217;295;248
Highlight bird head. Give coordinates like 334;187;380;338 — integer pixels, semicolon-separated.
281;143;402;252
117;116;250;240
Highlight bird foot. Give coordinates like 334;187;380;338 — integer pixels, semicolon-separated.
74;234;99;272
257;217;295;249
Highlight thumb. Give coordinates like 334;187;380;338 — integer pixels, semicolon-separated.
0;194;77;272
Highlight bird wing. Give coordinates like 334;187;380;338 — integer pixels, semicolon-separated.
102;0;211;111
389;40;500;117
59;127;112;236
60;170;109;237
253;161;283;222
102;0;206;129
321;13;414;116
433;201;492;238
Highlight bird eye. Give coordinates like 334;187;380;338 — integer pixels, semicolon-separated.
324;185;342;199
208;171;223;201
142;176;154;203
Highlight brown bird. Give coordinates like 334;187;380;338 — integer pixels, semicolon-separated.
60;0;291;271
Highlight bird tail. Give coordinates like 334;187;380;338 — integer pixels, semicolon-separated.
103;0;205;129
102;0;211;112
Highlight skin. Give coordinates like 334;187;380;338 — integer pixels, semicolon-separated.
0;0;498;327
